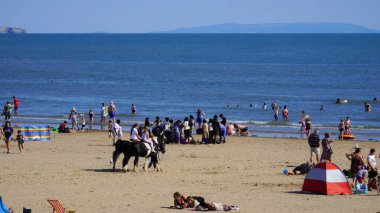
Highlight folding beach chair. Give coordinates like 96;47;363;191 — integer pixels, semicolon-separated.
0;196;10;213
47;200;76;213
23;207;31;213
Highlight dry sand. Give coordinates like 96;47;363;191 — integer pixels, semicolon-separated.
0;131;379;212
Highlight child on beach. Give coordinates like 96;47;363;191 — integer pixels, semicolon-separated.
141;126;155;153
112;119;123;145
108;120;113;139
81;114;86;132
14;130;25;153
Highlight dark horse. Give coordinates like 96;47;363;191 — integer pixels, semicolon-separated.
112;136;166;172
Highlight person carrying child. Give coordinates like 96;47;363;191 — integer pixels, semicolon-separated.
14;130;25;153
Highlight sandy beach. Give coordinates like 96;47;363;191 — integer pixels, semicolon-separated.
0;131;379;212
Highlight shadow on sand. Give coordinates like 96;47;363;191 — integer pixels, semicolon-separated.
82;168;124;173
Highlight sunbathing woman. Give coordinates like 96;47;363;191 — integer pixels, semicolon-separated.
172;192;238;211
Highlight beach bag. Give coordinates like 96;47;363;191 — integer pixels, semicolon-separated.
180;136;186;144
354;183;368;194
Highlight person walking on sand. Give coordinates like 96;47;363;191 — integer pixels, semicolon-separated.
14;130;25;153
108;120;113;139
112;119;123;145
282;106;289;123
308;129;321;163
12;96;19;115
68;107;79;130
196;108;205;129
108;101;116;123
320;133;334;162
2;121;13;153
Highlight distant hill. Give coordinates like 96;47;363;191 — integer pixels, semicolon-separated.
158;23;380;33
0;27;27;34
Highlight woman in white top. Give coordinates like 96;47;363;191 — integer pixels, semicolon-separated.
130;124;141;142
183;117;191;143
142;126;155;152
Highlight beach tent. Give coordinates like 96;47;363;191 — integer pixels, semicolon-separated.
302;162;352;195
21;125;51;141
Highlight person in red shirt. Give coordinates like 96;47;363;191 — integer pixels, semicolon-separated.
12;96;19;115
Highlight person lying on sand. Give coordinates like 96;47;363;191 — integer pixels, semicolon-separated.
172;192;239;211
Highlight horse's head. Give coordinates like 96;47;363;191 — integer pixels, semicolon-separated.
156;135;166;154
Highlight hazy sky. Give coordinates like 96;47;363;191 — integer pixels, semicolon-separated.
1;0;379;33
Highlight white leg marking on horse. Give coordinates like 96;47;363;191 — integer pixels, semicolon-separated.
144;158;148;172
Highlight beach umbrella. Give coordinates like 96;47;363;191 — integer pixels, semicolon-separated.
302;162;352;195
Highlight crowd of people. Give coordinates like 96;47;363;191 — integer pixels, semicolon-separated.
58;104;251;149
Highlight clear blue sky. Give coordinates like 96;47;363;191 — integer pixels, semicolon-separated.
1;0;379;33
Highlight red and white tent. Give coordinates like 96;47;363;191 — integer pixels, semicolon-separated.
302;162;352;195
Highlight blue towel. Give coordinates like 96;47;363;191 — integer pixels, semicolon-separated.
0;197;10;213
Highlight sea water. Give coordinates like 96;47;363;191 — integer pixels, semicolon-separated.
0;34;379;140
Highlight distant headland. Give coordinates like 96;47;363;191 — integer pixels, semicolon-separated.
157;23;380;33
0;27;27;34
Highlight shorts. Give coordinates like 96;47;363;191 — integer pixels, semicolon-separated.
184;129;190;138
339;128;344;132
196;117;203;123
14;106;18;110
109;111;115;118
82;125;85;128
108;130;112;133
4;136;12;141
310;147;320;156
18;140;24;145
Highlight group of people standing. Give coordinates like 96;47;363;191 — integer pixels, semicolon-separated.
345;148;378;191
270;101;289;123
